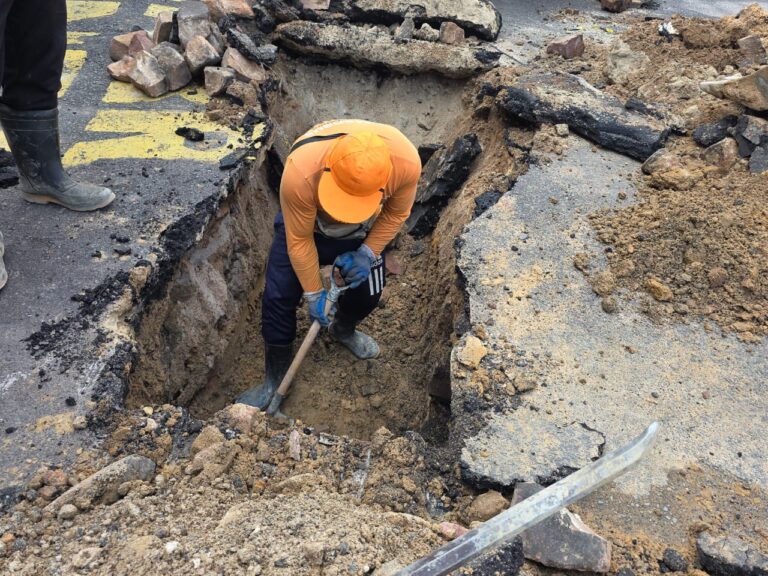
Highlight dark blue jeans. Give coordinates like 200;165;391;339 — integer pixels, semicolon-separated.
262;212;385;345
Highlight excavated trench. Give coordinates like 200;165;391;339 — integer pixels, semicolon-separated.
126;58;518;441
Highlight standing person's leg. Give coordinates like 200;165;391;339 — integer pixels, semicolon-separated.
0;0;114;211
315;237;385;359
238;213;302;408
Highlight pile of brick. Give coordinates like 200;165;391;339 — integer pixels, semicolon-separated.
107;0;277;98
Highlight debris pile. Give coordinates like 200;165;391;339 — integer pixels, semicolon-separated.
107;1;274;98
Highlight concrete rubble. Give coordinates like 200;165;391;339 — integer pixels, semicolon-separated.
497;72;670;161
512;482;612;573
547;33;585;60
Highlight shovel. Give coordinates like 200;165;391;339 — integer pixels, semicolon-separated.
266;263;348;418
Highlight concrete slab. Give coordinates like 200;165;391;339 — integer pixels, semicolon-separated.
456;135;768;496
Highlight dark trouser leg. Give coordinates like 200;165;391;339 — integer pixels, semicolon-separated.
261;212;305;346
333;254;385;330
1;0;67;110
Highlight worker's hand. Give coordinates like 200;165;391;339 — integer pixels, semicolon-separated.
304;289;331;326
336;245;376;289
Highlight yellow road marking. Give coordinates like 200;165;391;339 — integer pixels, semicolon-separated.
63;109;262;167
145;3;177;17
67;1;120;22
60;50;88;97
67;31;99;45
103;80;209;105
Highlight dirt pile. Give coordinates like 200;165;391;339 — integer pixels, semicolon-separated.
533;6;768;341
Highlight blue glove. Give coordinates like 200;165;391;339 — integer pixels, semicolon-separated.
304;290;330;326
336;245;377;289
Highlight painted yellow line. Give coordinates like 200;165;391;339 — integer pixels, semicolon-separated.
67;31;99;45
60;50;88;97
103;80;209;105
67;1;120;22
63;109;262;167
0;133;7;150
145;3;176;17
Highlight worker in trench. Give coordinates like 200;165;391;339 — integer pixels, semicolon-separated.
0;0;115;291
237;120;421;408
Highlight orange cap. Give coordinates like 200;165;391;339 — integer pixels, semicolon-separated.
318;132;392;224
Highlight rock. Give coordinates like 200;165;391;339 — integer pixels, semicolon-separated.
203;0;254;20
72;547;102;569
394;17;415;43
737;35;766;64
555;123;570;137
467;490;508;522
45;455;156;514
498;72;669;161
226;80;261;106
185;36;222;76
641;149;694;190
512;482;612;572
187;442;238;479
152;11;174;44
439;22;465;45
43;468;69;488
693;116;738;148
601;296;618;314
177;2;213;48
606;39;650;85
204;66;236;96
288;429;302;461
301;0;331;8
436;522;469;540
275;21;499;79
407;133;481;236
191;426;225;456
128;32;155;57
378;560;405;576
128;51;168;97
345;0;501;41
707;267;729;289
601;0;631;12
222;47;267;82
702;138;739;172
73;415;88;430
220;402;259;432
151;42;191;91
700;67;768;111
730;115;768;157
413;23;439;42
303;542;325;566
164;540;181;556
110;30;151;62
592;271;616;297
662;548;689;572
57;503;79;520
456;334;487;369
646;278;673;301
547;34;585;60
750;143;768;173
461;412;604;488
697;532;768;576
119;535;161;564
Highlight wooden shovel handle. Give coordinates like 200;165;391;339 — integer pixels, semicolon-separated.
274;295;334;397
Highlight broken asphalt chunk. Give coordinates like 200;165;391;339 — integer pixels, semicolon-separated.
512;482;612;573
274;21;500;79
176;127;205;142
344;0;501;41
460;412;604;488
498;72;670;161
730;114;768;157
693;115;739;148
697;532;768;576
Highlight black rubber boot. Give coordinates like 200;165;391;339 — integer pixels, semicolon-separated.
0;230;7;291
236;343;293;409
329;312;380;360
0;104;115;211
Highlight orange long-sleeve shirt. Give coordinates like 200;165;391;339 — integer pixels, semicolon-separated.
280;120;421;293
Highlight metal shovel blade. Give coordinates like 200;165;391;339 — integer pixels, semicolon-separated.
395;422;660;576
